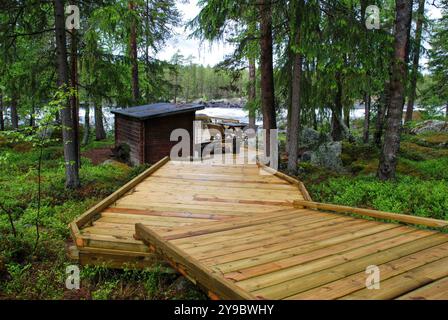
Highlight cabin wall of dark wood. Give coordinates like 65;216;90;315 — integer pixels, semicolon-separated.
115;115;144;165
145;112;195;164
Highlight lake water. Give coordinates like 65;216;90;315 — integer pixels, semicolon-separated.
78;106;368;132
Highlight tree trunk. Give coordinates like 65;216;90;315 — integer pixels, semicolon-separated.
287;1;303;174
363;92;371;143
248;58;256;129
285;41;293;156
30;71;36;127
378;0;412;181
405;0;425;123
374;81;389;146
446;103;448;118
344;105;350;129
129;1;140;103
145;0;151;103
287;54;302;173
69;19;80;169
312;109;317;130
361;0;369;144
54;0;80;188
94;101;106;140
331;73;343;141
259;0;277;155
10;87;19;129
174;72;178;103
30;107;35;127
82;102;90;146
0;91;4;131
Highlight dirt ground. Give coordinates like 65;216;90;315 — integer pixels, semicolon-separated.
82;147;113;165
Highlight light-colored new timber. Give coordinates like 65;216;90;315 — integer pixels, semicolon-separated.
70;150;448;300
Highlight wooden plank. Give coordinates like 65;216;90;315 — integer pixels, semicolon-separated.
176;212;344;249
188;218;368;260
158;210;302;241
287;241;448;299
257;163;300;185
94;216;198;227
128;189;303;203
151;173;289;185
153;171;285;181
248;232;446;299
143;176;298;191
134;223;255;300
294;200;448;229
257;161;309;201
341;256;448;300
103;207;229;220
113;199;286;215
397;276;448;300
73;156;170;228
79;248;157;270
201;220;391;266
100;211;214;225
192;195;297;207
133;184;302;200
221;225;408;279
82;233;150;252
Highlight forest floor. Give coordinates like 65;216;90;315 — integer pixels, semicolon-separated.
0;127;447;300
81;147;114;165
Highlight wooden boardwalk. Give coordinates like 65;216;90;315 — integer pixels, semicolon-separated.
70;153;448;300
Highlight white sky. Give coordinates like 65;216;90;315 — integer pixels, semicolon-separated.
155;0;235;66
156;0;443;68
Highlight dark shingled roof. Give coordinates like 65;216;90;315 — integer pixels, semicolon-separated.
111;103;205;120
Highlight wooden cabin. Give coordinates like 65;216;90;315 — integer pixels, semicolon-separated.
111;103;204;165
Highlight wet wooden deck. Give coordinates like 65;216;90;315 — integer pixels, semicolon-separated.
70;153;448;300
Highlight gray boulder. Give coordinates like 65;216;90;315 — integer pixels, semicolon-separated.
299;127;329;150
310;141;344;171
101;159;116;166
410;120;448;135
300;151;313;162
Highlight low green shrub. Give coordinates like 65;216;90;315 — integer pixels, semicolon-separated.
309;175;448;220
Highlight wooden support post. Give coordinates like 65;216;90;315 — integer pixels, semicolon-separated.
232;136;239;154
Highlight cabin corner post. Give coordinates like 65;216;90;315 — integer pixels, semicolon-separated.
114;116;117;149
140;119;145;164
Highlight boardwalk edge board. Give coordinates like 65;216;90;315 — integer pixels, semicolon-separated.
294;200;448;229
134;223;256;300
256;161;312;201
